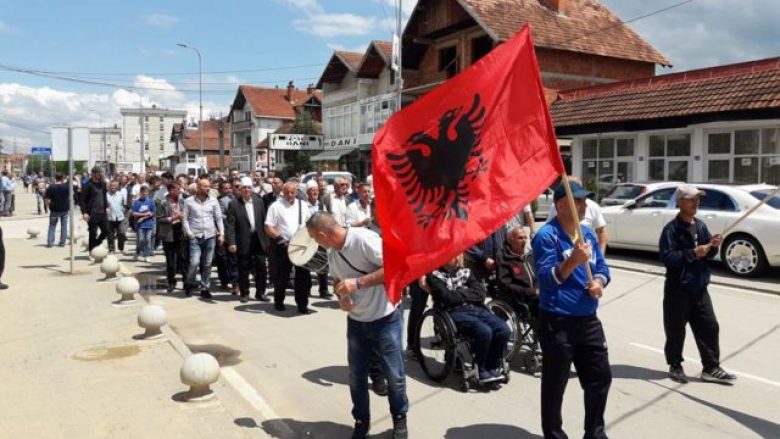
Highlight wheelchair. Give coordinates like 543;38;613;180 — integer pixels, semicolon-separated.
414;306;511;392
485;276;542;376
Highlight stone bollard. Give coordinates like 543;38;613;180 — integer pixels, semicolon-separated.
91;246;109;263
27;227;40;239
180;353;220;401
80;240;90;252
115;276;139;305
137;305;167;339
100;255;120;281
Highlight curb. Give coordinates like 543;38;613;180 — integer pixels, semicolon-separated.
608;260;780;296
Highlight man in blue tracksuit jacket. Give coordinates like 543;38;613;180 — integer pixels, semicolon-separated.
532;181;612;439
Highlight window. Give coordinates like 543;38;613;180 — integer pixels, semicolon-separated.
706;127;780;185
359;96;397;135
751;190;780;209
648;133;691;182
471;35;493;64
245;135;251;146
245;111;252;122
325;102;357;138
699;190;736;211
439;46;458;78
636;188;676;209
159;116;164;122
144;116;149;122
581;136;635;201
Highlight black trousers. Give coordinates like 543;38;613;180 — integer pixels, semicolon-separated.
271;241;311;311
162;232;189;287
107;220;126;252
0;226;5;280
407;282;429;348
215;241;238;287
538;311;612;439
238;236;268;297
663;283;720;370
317;272;329;295
87;215;109;252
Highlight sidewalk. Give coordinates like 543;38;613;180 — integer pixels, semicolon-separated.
0;191;269;439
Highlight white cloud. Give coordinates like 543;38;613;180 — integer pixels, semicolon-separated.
379;0;417;17
294;13;378;37
140;13;180;29
327;43;369;54
278;0;324;15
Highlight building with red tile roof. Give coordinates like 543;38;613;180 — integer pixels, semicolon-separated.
549;57;780;191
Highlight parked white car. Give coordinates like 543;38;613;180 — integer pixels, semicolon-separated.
535;187;555;220
600;181;682;207
602;183;780;277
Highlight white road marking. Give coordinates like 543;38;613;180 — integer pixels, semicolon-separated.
220;366;286;422
629;342;780;389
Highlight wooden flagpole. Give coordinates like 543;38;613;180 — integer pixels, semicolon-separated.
561;173;594;282
718;185;780;237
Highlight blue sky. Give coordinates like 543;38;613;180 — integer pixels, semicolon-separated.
0;0;778;149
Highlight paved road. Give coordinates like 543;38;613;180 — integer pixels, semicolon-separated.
144;263;780;438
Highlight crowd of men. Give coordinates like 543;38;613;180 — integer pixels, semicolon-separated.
13;166;738;439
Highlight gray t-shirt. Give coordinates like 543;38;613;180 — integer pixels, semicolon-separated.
328;227;395;323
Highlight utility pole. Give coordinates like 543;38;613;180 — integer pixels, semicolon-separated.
177;43;203;167
396;0;404;112
139;97;145;173
218;117;225;172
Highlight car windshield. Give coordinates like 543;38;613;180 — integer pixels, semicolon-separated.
750;190;780;209
605;185;644;200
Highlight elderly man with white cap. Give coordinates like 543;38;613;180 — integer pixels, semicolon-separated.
226;177;271;303
659;184;736;385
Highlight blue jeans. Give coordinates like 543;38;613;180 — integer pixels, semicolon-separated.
136;228;154;257
449;305;511;370
187;236;216;291
347;308;408;422
48;211;69;246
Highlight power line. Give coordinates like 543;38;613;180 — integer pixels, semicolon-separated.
14;63;326;77
0;118;50;134
555;0;696;47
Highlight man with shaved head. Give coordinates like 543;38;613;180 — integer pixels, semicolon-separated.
264;181;313;313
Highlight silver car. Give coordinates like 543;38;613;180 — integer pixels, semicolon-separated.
602;183;780;277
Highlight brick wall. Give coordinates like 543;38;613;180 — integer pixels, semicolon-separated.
537;48;655;90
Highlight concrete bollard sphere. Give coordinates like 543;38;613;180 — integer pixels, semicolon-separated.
137;305;167;338
115;275;139;303
27;227;40;238
180;353;220;400
91;246;109;263
101;255;120;278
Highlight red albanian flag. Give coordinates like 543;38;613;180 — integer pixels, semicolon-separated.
372;25;564;303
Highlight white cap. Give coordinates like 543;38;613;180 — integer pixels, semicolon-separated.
674;184;705;201
306;180;318;191
240;177;253;187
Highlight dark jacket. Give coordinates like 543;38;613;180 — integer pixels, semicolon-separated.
426;267;486;311
262;192;279;209
659;215;718;290
466;227;507;280
79;179;108;217
226;194;270;255
156;196;185;243
496;242;537;298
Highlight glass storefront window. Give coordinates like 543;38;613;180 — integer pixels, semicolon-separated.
733;156;759;184
708;160;730;183
598;138;614;159
616;139;634;156
649;159;665;180
583;139;598;159
762;128;780;154
735;129;760;155
761;156;780;185
667;134;691;156
708;133;731;154
649;135;665;157
668;161;689;181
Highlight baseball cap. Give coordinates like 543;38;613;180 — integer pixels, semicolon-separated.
240;177;253;187
553;181;593;203
674;184;705;201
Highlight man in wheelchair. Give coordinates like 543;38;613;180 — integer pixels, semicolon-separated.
426;254;511;384
496;225;539;318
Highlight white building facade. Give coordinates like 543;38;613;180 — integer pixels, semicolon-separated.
119;106;187;171
88;126;121;171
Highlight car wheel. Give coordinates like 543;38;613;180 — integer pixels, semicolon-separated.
722;235;767;278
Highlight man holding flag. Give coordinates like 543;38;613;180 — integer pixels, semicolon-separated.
372;24;586;438
306;211;408;439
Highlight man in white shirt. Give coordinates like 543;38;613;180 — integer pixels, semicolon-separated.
304;180;332;298
547;177;608;254
325;177;350;227
347;183;372;228
306;211;408;439
264;181;313;313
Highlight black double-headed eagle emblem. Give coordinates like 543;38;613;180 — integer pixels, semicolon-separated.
387;94;487;227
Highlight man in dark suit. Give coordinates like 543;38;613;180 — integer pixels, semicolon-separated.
226;177;271;303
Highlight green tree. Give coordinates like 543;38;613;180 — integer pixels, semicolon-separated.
281;110;321;177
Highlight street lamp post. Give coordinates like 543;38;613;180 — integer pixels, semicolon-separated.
177;43;203;171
